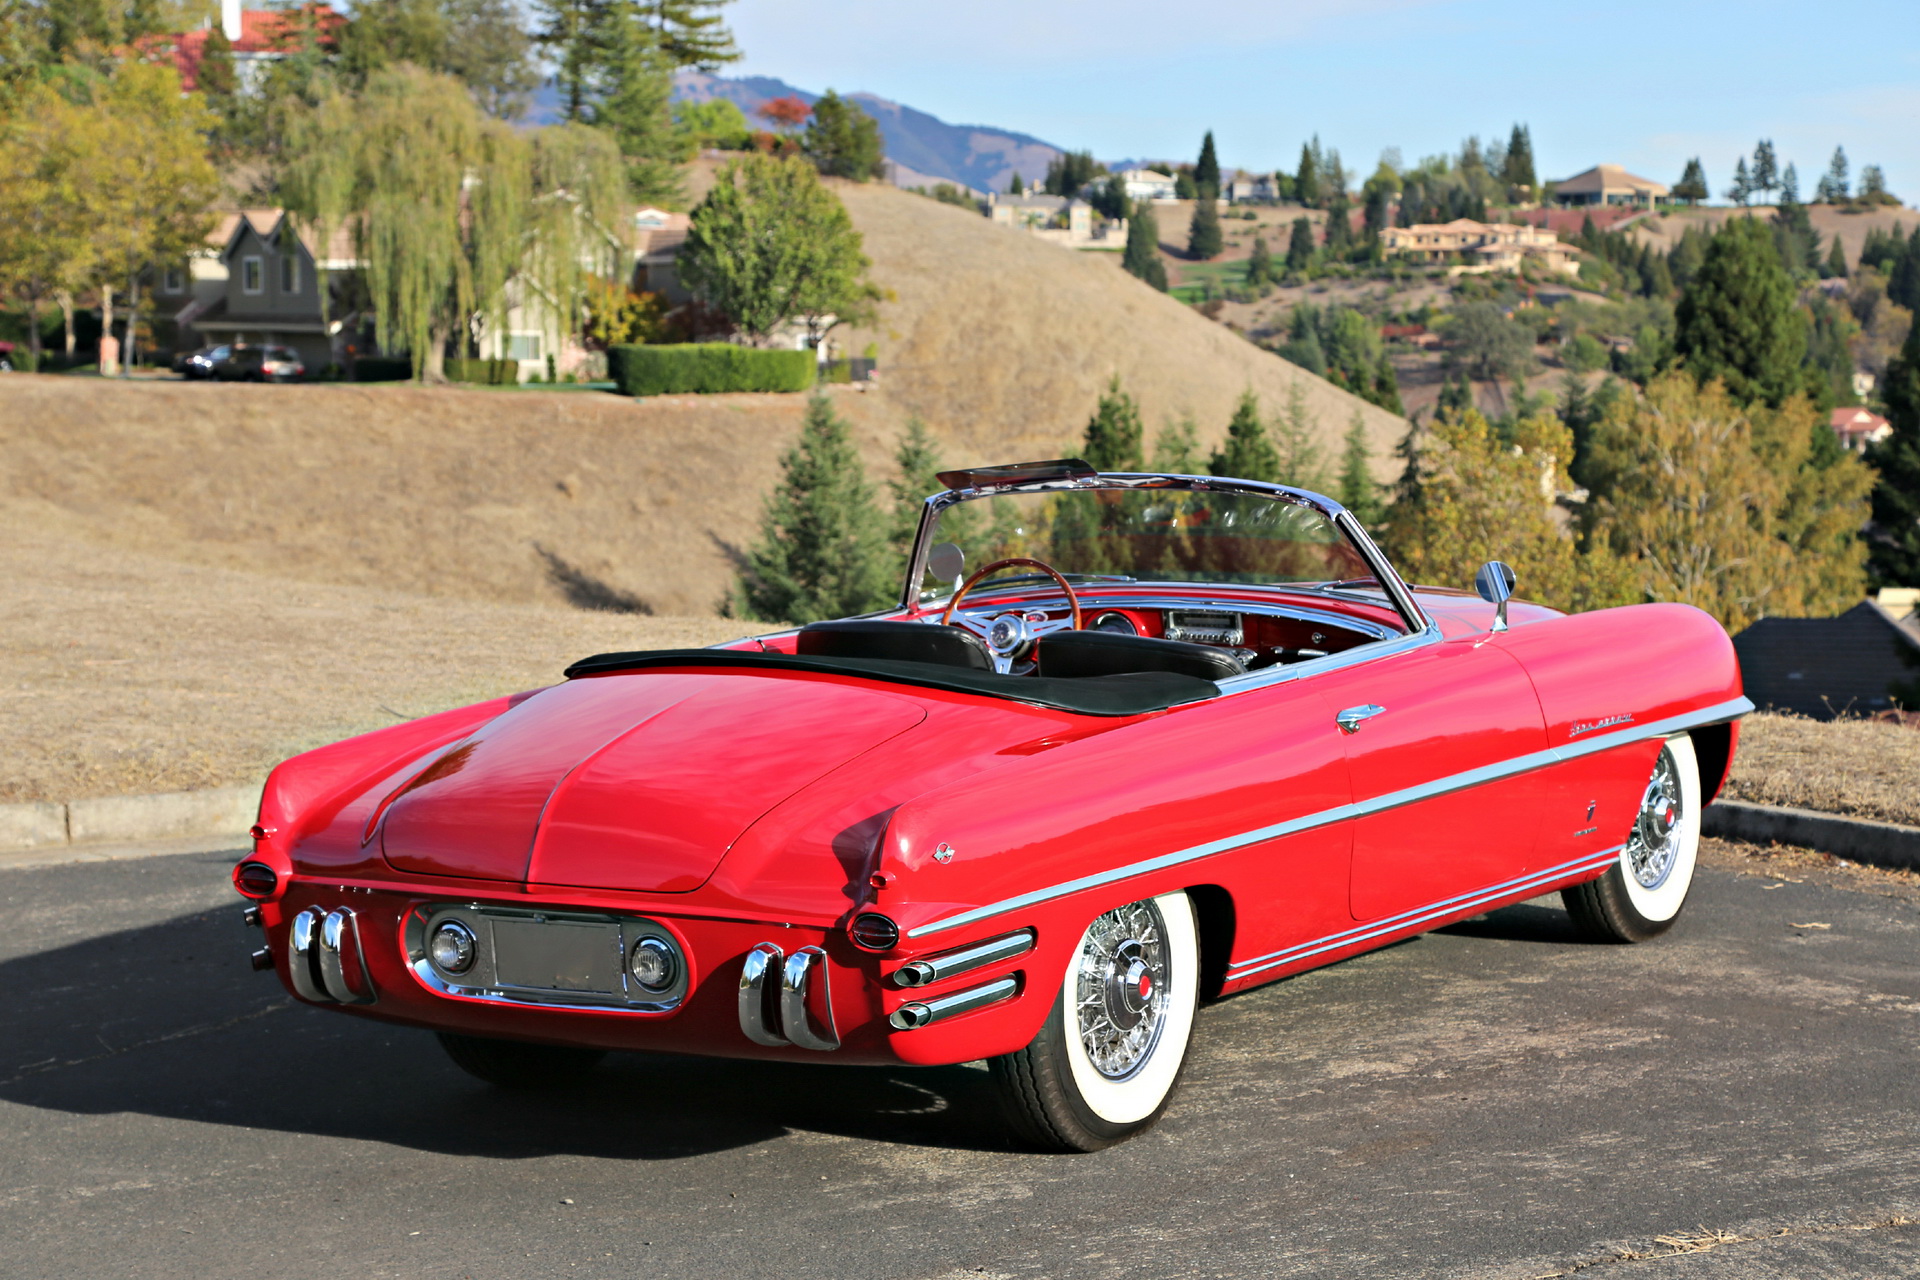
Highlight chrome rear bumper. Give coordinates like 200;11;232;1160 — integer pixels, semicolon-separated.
738;942;840;1050
288;907;376;1005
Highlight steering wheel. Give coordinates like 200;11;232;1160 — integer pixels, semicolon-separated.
941;557;1084;674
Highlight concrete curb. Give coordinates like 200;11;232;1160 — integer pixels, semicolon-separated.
1704;800;1920;873
0;783;261;853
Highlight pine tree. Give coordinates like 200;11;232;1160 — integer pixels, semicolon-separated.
1286;215;1314;270
1209;390;1281;482
1294;140;1321;209
1868;319;1920;586
1008;171;1023;195
1322;194;1352;256
1500;123;1536;197
1371;350;1405;415
738;396;893;622
1187;193;1223;259
635;0;740;69
1819;146;1849;203
1246;235;1273;286
1272;381;1324;489
1194;130;1220;198
1082;376;1145;470
1889;227;1920;312
1151;416;1203;473
888;416;941;555
1122;201;1167;290
1338;411;1383;524
1750;139;1778;203
1437;370;1474;418
1673;157;1709;205
1780;162;1800;205
1825;234;1848;279
1727;156;1752;206
1674;217;1810;407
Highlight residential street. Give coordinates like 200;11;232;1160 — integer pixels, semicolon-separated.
2;842;1915;1280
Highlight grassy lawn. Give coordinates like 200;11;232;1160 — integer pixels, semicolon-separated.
1170;258;1253;305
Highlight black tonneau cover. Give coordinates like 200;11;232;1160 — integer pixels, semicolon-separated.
562;649;1219;717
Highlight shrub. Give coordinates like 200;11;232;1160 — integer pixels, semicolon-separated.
445;357;518;385
352;356;412;382
607;343;815;396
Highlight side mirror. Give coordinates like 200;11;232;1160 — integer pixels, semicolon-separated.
1473;560;1517;633
927;542;965;589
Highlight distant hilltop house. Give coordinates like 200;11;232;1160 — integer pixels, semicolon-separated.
1733;593;1920;719
1117;169;1179;203
985;193;1126;250
1223;172;1276;204
1552;165;1669;208
1831;407;1893;453
633;207;693;303
158;0;344;93
1380;219;1579;277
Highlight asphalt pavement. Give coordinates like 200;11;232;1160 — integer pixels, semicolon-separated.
1;841;1916;1279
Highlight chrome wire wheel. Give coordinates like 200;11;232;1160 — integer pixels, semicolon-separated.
1074;900;1172;1081
1625;748;1684;890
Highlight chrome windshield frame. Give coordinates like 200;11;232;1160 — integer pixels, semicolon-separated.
901;471;1429;638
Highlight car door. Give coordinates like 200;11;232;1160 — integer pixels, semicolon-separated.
1308;636;1550;922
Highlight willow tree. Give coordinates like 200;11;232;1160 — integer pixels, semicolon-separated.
281;65;626;380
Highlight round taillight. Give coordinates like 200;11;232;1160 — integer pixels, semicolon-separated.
233;861;278;899
628;938;677;992
848;912;901;953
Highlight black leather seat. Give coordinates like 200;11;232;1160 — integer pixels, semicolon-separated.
1036;629;1245;682
795;619;994;671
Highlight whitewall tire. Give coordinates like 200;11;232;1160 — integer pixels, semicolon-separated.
1564;734;1702;943
990;891;1200;1151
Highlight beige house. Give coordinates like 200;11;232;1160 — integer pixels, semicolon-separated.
1381;219;1579;277
1552;164;1670;207
984;194;1126;249
1118;169;1178;203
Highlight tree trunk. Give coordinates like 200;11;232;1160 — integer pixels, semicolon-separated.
25;292;43;365
98;287;115;376
124;272;141;374
422;318;451;383
56;291;74;358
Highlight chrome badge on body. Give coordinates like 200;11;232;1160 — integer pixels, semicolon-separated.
1569;713;1634;738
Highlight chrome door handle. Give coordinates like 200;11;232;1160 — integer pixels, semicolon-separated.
1336;703;1386;734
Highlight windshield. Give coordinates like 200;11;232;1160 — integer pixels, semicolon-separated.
916;488;1377;600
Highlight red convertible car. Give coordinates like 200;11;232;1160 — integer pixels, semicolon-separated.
234;461;1749;1151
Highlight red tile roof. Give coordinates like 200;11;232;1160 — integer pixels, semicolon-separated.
157;6;343;93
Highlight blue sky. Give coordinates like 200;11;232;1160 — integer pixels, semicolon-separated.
727;0;1918;200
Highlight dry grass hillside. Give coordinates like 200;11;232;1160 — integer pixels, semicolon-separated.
832;181;1404;462
0;182;1403;620
1626;204;1913;260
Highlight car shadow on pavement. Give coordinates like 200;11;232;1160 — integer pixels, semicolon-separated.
1435;901;1589;944
0;903;1019;1158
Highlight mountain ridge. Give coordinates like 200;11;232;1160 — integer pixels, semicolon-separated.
672;70;1063;194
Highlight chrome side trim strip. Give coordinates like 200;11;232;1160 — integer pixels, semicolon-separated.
1225;847;1624;979
906;695;1753;939
779;946;840;1051
738;943;788;1047
889;976;1021;1030
317;908;375;1005
287;909;331;1003
893;929;1036;988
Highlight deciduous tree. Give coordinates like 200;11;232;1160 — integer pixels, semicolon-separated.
679;152;879;346
0;79;95;366
802;89;883;180
738;395;893;622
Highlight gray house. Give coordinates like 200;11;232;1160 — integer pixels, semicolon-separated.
1732;599;1920;718
166;211;361;371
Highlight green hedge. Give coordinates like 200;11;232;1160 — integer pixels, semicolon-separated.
446;357;518;385
606;343;814;396
352;356;413;383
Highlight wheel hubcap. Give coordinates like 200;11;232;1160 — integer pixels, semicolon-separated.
1626;747;1683;889
1075;901;1170;1080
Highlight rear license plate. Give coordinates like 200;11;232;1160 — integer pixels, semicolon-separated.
490;918;622;994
